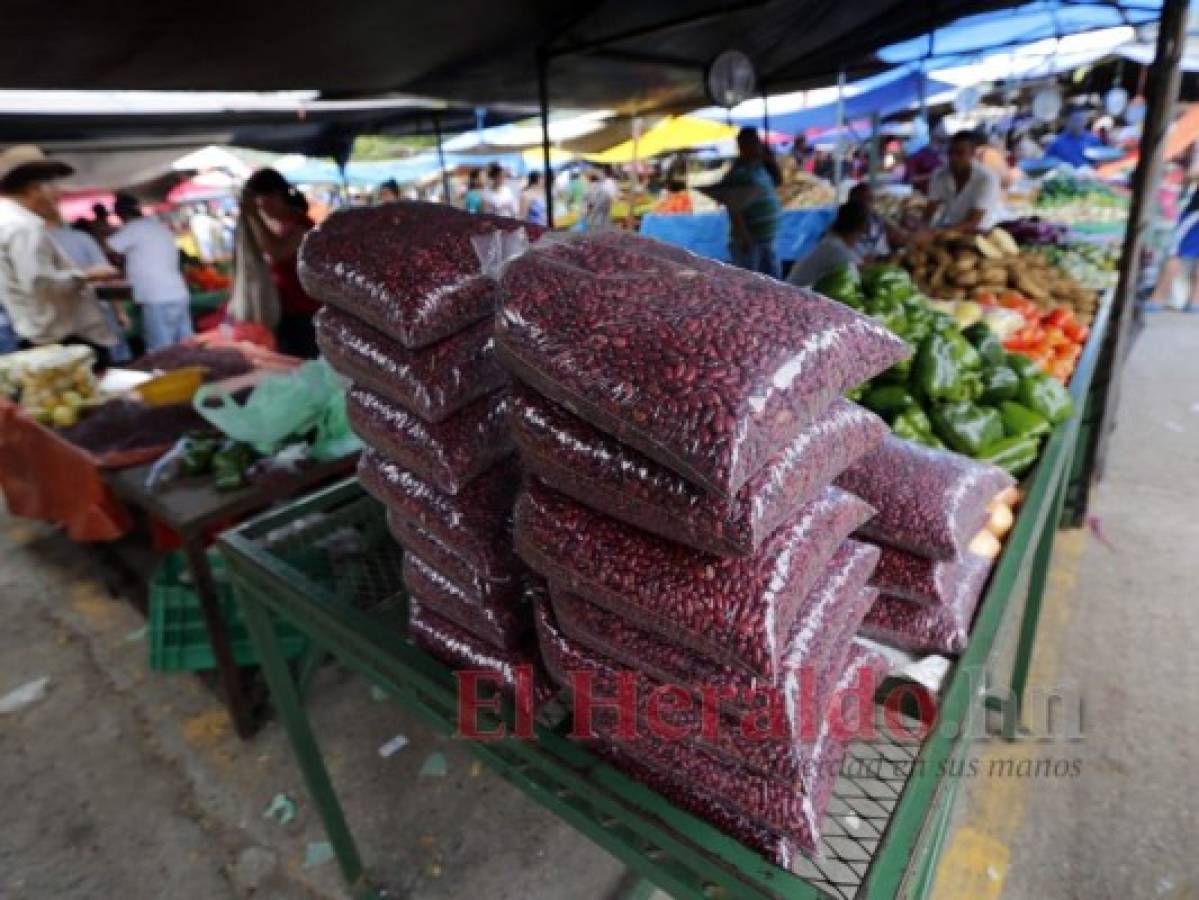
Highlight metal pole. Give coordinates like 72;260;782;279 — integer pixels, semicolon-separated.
1092;0;1188;481
869;111;881;189
432;113;452;206
761;91;769;135
537;50;555;228
833;69;846;191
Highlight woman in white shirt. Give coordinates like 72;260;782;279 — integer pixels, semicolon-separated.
788;203;870;287
480;163;518;218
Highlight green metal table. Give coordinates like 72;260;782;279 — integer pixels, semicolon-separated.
219;298;1109;899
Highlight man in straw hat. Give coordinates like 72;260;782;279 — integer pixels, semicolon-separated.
0;145;118;357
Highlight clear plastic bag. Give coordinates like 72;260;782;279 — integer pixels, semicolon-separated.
547;541;879;757
515;478;873;679
347;385;512;495
860;553;994;654
835;435;1014;560
386;510;525;603
409;600;554;706
403;553;530;650
299;202;542;349
513;384;886;557
316;306;506;423
867;541;968;606
358;448;521;579
495;234;909;498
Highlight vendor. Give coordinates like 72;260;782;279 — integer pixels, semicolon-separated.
847;183;904;260
240;168;320;358
924;131;1003;233
1045;108;1101;169
787;202;869;287
720;127;782;278
0;145;118;358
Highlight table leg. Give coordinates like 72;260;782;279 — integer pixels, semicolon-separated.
238;584;371;895
183;541;257;739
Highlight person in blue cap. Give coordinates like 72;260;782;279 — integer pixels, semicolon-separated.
1045;108;1101;169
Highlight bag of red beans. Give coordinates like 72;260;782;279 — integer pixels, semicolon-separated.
512;384;886;558
299;202;542;349
866;542;971;606
347;385;512;495
386;511;525;605
403;553;530;650
358;448;521;579
316;307;506;423
514;478;873;680
494;234;909;498
836;436;1014;561
546;540;879;758
859;553;994;654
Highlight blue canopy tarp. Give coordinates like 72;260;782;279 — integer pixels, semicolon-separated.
639;208;835;265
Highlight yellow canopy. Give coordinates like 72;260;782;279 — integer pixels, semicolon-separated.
584;116;737;164
520;146;575;168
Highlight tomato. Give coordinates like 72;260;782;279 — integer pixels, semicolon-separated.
1056;343;1082;362
1043;325;1069;348
1050;359;1075;382
1063;319;1088;343
975;290;998;307
1043;307;1073;329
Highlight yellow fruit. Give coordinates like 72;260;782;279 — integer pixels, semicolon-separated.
61;390;83;409
49;405;78;428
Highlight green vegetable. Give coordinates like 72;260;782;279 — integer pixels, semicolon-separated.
893;407;944;449
861;264;913;301
862;384;917;418
813;266;863;308
913;333;962;402
845;383;866;403
875;357;912;385
962;323;1006;367
999;401;1051;439
1006;353;1042;379
930;403;1006;456
212;440;254;492
944;329;983;371
1017;374;1074;425
865;295;908;336
977;435;1040;477
180;434;219;476
978;366;1020;404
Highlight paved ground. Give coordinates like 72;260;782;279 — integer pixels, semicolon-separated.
1;314;1196;900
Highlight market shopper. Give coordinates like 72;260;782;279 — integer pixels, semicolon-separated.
787;202;869;287
924;131;1003;233
1046;108;1102;169
581;168;615;232
108;193;193;352
720;127;782;278
520;171;548;226
0;146;118;357
1147;188;1199;313
905;120;947;195
847;182;903;260
463;170;484;213
49;215;132;363
376;179;400;204
481;163;518;217
240;168;320;357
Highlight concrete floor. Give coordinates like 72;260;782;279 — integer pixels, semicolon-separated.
1;314;1197;900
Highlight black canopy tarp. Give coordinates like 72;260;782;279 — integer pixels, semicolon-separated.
4;0;1032;112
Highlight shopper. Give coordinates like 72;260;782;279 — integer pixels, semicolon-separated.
520;171;548;227
787;202;869;287
107;193;192;352
924;131;1003;233
49;215;132;363
905;119;947;196
377;179;400;204
1046;108;1101;169
1147;189;1199;313
463;169;484;213
581;169;615;232
720;127;782;278
0;145;117;356
240;168;320;357
481;163;518;217
847;182;903;260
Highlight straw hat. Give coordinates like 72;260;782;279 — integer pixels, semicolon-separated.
0;145;73;192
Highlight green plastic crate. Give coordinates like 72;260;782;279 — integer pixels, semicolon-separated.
148;550;310;672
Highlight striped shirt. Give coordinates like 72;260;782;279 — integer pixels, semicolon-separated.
722;161;781;243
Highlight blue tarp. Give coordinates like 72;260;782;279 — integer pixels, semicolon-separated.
639;208;835;265
282;149;569;187
715;68;955;136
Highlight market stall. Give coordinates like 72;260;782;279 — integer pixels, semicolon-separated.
640;207;835;265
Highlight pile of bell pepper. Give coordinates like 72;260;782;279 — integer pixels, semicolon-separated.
818;265;1075;478
974;290;1088;383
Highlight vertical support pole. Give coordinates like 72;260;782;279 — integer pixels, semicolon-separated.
432;112;452;206
760;90;770;135
869;111;882;189
537;50;555;228
1093;0;1187;479
833;69;846;192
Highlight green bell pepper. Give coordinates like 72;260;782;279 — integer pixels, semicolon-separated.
977;435;1040;477
929;402;1006;456
813;266;863;308
844;383;866;403
1006;352;1042;379
978;366;1020;405
893;407;945;449
865;295;908;336
944;329;983;371
1017;374;1074;425
862;384;917;419
180;434;219;476
999;401;1050;439
212;440;254;492
861;264;913;300
875;356;913;386
913;333;962;402
962;323;1006;367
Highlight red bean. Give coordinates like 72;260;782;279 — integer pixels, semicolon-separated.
512;384;886;557
299;202;543;349
316;307;506;423
866;541;967;606
836;435;1014;560
495;233;908;498
403;553;530;650
386;511;525;606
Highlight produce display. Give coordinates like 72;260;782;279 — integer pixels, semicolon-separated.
304;202;540;682
815;265;1075;475
129;345;254;381
183;262;232;293
1035;242;1119;293
778;172;835;210
58;400;210;456
0;344;101;427
1033;173;1128;220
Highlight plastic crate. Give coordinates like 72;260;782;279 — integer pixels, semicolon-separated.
148;550;310;672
